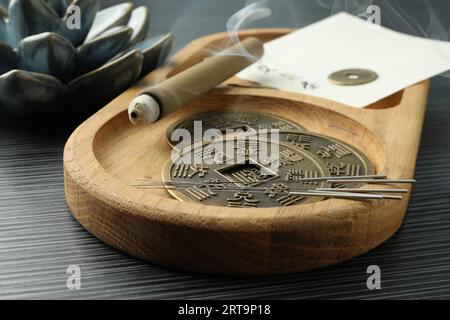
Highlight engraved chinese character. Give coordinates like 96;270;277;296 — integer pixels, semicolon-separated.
326;162;361;176
207;116;232;128
285;169;319;184
269;121;295;130
231;168;260;185
260;150;303;168
227;192;260;208
316;144;351;159
264;183;288;198
345;163;361;176
174;164;190;178
234;116;259;125
277;194;305;206
187;164;209;178
279;149;304;166
235;140;259;157
285;134;312;150
196;145;232;163
285;169;302;181
199;178;227;194
185;187;214;201
184;178;225;201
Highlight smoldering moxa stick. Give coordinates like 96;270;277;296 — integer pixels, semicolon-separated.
127;37;264;126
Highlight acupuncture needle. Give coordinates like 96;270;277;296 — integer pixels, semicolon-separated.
296;191;402;200
134;184;294;193
132;184;403;200
135;174;387;183
327;179;416;184
316;188;408;193
131;178;408;189
307;190;402;200
133;183;405;198
288;191;387;200
132;175;391;187
295;174;387;182
134;186;400;200
134;185;269;193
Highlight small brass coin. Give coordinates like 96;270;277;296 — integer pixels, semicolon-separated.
162;138;331;208
328;68;378;86
166;111;306;150
244;130;374;188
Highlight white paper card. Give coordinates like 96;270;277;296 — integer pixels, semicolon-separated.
236;12;450;108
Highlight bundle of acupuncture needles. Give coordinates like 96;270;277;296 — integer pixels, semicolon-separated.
132;174;415;202
132;111;416;208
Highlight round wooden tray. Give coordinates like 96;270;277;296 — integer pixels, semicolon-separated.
64;29;428;275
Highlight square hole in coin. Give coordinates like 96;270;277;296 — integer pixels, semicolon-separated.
215;161;278;188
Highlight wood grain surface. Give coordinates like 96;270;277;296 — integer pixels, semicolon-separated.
0;0;449;299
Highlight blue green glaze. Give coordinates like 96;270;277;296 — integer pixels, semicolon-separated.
0;0;172;117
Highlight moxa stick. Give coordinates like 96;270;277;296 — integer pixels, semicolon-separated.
128;37;264;126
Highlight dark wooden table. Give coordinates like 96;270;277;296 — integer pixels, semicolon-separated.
1;0;449;299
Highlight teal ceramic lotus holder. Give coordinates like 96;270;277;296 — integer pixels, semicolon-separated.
0;0;173;116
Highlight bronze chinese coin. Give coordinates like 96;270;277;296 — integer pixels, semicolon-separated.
328;68;378;86
166;111;306;150
245;130;374;188
162;138;331;208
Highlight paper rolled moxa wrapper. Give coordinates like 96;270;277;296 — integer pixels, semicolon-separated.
128;37;264;126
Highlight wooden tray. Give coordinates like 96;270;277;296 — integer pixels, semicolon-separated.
64;29;429;275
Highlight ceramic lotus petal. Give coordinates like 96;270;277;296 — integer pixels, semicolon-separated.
0;70;67;116
0;0;173;117
127;6;149;46
76;26;132;76
0;41;17;74
68;49;143;111
85;2;132;41
130;33;173;76
18;32;76;80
